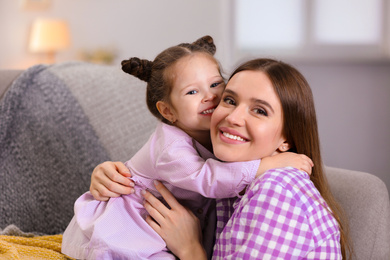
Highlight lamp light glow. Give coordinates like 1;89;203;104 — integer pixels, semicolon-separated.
29;18;70;63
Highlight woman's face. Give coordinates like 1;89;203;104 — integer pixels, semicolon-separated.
210;70;287;162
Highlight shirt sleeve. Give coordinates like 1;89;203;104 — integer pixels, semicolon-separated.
305;233;342;259
155;138;259;198
213;169;342;259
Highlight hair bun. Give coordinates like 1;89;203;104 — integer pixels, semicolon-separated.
121;57;153;82
193;35;216;55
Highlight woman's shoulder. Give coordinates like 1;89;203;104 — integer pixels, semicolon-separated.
247;167;323;208
254;167;310;190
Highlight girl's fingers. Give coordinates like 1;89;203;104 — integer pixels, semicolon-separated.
114;161;132;176
303;155;314;167
105;162;132;187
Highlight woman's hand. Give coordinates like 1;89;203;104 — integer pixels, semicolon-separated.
142;181;207;260
90;161;134;201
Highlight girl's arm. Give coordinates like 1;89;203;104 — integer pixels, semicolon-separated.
258;152;314;176
142;181;207;260
153;139;313;199
89;161;134;201
89;152;313;201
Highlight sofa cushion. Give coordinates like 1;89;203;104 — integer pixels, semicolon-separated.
48;62;157;162
0;64;110;234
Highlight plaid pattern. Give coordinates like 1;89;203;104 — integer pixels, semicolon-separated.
214;167;341;259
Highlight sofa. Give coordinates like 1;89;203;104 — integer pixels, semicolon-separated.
0;61;389;259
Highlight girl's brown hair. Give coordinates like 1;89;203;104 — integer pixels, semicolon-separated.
121;35;220;123
230;58;352;259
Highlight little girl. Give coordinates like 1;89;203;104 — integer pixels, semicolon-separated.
62;36;312;259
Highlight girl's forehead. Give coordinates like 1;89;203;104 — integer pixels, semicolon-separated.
177;52;218;66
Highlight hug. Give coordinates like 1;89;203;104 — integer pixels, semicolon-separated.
1;36;389;259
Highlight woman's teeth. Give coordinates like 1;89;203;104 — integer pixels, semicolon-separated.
201;108;215;114
222;131;245;142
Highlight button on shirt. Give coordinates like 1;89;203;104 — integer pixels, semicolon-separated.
213;167;342;259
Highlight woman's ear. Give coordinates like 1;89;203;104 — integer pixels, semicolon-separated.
278;141;290;152
156;101;177;123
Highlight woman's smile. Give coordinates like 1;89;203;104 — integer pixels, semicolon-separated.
219;127;248;143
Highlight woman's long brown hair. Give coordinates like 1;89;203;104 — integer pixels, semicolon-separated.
230;58;352;259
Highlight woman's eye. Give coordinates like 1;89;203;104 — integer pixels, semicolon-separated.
186;90;198;95
254;108;267;116
223;97;235;105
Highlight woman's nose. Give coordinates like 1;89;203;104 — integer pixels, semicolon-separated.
225;105;245;126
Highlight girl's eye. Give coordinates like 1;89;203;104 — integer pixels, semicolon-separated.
186;90;198;95
223;96;235;105
210;82;223;88
254;108;267;116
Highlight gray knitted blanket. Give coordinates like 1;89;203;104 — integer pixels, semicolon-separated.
0;64;110;234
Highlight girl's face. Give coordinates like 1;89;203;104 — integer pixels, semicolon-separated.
162;53;225;136
210;70;288;162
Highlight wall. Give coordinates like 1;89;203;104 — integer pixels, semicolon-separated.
1;0;390;193
0;0;228;69
297;61;390;191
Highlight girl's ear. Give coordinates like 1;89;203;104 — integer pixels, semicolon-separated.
156;101;177;123
278;141;290;152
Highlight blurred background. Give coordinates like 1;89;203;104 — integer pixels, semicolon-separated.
1;0;390;194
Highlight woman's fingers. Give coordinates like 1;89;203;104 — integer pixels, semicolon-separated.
145;215;162;234
143;194;165;223
142;189;170;220
153;180;182;210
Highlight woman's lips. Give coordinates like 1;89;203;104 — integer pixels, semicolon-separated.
218;127;248;144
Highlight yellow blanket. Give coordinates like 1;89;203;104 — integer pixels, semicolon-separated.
0;234;74;260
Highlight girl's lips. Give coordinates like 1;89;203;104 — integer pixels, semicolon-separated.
218;127;248;144
200;106;216;115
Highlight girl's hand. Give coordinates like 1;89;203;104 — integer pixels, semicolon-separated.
257;152;314;177
90;161;134;201
142;181;207;260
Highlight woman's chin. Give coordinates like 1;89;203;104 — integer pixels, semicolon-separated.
213;149;238;162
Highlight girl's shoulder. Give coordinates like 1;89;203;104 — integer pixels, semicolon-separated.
155;122;193;145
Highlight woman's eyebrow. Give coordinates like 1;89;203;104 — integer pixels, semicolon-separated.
224;88;275;113
252;98;274;113
223;89;236;96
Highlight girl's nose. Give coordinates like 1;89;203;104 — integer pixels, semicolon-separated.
202;90;217;103
225;105;245;126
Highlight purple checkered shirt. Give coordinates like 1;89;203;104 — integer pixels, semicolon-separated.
213;167;342;259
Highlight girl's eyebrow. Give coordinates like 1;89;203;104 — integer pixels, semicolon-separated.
223;89;274;113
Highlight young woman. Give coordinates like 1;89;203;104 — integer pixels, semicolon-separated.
62;37;313;259
142;58;351;259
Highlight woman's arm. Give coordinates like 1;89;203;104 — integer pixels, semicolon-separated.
90;161;134;201
142;181;207;260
